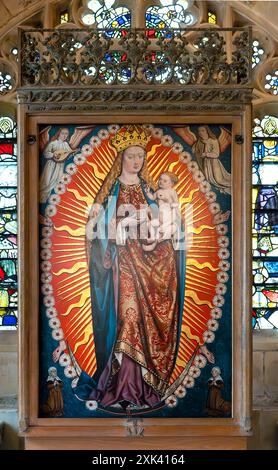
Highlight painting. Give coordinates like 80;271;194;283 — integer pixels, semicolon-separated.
39;123;232;418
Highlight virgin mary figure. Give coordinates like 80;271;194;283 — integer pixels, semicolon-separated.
73;125;186;410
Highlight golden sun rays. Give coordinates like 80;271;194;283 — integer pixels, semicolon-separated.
49;131;220;381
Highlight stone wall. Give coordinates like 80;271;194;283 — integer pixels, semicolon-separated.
253;331;278;407
0;332;21;450
0;334;17;398
249;331;278;450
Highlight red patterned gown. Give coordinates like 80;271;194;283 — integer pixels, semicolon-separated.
91;181;179;407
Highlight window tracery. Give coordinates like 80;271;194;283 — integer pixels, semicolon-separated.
146;0;198;32
252;40;264;69
265;71;278;96
208;11;217;24
81;0;131;36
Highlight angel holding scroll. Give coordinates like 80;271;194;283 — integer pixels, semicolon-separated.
176;125;232;195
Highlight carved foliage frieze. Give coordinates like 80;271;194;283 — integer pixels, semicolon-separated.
19;28;251;86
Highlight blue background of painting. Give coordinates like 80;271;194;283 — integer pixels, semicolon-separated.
39;124;232;418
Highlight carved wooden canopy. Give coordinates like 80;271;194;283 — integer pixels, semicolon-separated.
17;26;253;112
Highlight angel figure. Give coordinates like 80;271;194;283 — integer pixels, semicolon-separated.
175;125;232;195
39;126;94;203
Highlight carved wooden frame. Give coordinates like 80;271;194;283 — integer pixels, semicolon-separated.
18;27;253;450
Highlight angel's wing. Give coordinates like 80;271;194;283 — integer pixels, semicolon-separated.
69;126;95;149
219;127;232;153
173;126;197;147
39;126;51;152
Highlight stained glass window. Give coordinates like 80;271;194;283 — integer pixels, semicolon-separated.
11;47;18;57
0;116;17;330
0;71;13;94
252;115;278;329
146;0;197;37
208;11;217;24
82;0;131;37
265;71;278;95
252;40;264;69
60;11;69;24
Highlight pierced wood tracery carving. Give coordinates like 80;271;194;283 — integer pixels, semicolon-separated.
18;27;252;110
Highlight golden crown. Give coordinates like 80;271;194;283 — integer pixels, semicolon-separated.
110;125;151;152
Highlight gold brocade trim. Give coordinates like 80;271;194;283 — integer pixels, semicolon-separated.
111;360;120;376
115;340;169;384
118;180;142;191
115;340;147;369
143;370;167;396
114;341;147;370
114;340;168;396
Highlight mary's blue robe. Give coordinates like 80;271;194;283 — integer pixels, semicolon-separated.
73;179;186;403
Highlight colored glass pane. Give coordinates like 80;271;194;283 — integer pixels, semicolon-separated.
252;140;278;162
83;1;130;37
0;259;17;279
253;309;278;329
95;7;130;31
0;116;16;138
252;285;278;309
0;237;17;258
265;71;278;95
0;188;17;210
0;151;16;163
253;260;278;284
145;2;197;37
0;144;13;155
253;116;278;138
208;12;217;24
142;52;172;84
92;52;132;84
253;236;278;257
0;309;17;328
0;287;17;307
252;116;278;329
252;40;264;69
0;163;17;186
60;11;69;24
252;162;278;185
0;116;17;330
0;72;13;93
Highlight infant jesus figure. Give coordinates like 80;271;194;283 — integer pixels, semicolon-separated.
141;171;180;251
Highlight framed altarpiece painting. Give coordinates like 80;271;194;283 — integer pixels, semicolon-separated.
18;27;253;450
